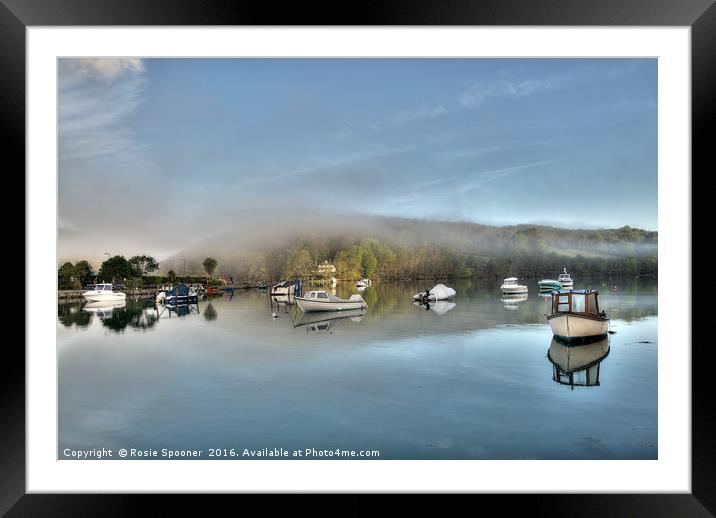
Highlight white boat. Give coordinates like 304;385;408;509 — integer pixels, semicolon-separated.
558;268;574;288
295;290;367;312
82;283;126;302
500;277;528;294
330;277;337;287
356;278;372;287
412;284;457;302
271;280;296;296
546;289;609;343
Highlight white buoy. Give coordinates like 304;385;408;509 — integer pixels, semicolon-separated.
272;312;278;318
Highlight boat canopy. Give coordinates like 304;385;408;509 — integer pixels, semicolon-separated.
503;277;518;282
550;290;601;315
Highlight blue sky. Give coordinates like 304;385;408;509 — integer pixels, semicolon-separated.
59;58;657;257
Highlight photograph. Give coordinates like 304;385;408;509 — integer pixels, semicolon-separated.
56;57;659;461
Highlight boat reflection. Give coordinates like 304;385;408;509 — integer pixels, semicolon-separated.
501;293;528;310
157;302;200;319
547;337;610;389
292;308;367;333
412;300;456;315
82;300;127;316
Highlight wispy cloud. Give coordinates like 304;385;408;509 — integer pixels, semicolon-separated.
59;58;147;165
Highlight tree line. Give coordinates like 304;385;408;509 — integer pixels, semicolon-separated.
57;255;220;289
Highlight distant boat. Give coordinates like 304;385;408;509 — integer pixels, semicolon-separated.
356;278;372;287
413;284;456;302
271;280;296;296
501;277;528;294
330;277;337;287
82;283;126;302
295;290;367;312
558;268;574;288
538;279;562;291
546;289;609;343
206;286;221;295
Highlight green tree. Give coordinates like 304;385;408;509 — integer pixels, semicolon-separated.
73;260;93;287
98;255;132;284
167;270;177;283
128;255;159;279
58;262;75;289
361;250;378;278
203;257;218;280
284;245;313;279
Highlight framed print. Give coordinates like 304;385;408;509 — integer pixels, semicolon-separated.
5;0;711;514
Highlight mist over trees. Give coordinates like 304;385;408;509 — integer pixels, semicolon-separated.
158;218;658;282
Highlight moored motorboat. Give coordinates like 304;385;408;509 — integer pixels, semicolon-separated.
271;280;296;296
546;289;609;343
558;268;574;288
538;279;562;291
500;277;528;294
356;278;372;287
165;283;198;305
82;283;127;302
412;284;456;302
295;290;367;312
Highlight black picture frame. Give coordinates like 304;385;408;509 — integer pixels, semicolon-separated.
4;0;709;514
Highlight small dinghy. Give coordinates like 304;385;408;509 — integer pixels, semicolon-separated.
413;284;457;303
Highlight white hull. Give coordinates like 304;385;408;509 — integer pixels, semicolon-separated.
501;285;528;294
295;297;367;312
83;292;126;302
271;285;295;295
548;313;609;340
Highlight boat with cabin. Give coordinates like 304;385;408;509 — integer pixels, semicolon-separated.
546;289;609;343
558;268;574;288
356;278;372;288
271;280;296;296
500;277;528;294
165;283;198;305
295;290;367;312
538;279;562;291
82;283;127;302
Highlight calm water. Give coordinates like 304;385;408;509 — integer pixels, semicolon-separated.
58;277;657;460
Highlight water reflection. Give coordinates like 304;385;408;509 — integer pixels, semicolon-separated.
501;293;528;310
412;300;456;314
292;309;367;333
158;303;200;319
203;303;218;321
547;337;610;389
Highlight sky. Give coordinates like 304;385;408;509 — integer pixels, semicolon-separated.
58;58;657;260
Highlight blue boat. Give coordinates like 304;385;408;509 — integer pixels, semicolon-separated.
165;283;198;304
